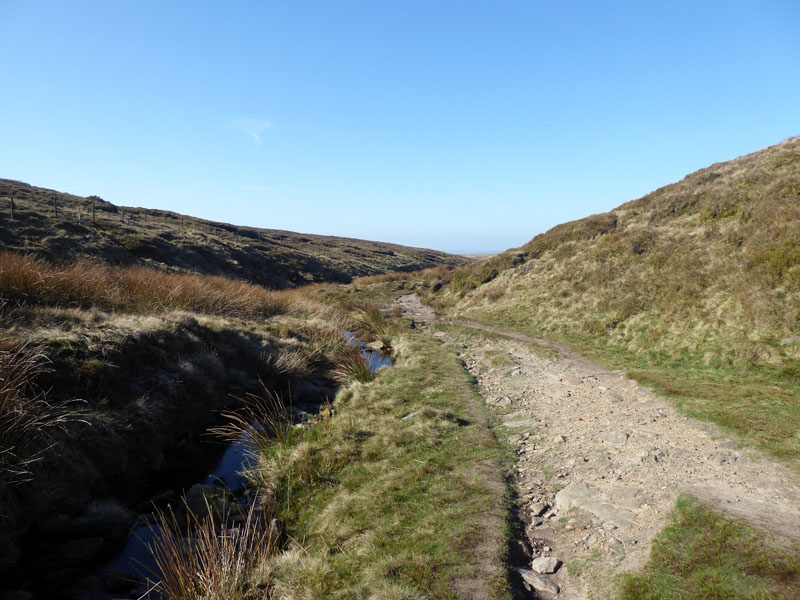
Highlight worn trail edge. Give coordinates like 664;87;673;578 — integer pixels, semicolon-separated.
396;295;800;599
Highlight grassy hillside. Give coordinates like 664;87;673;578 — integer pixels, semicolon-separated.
426;136;800;458
0;252;510;599
0;255;352;582
0;179;467;288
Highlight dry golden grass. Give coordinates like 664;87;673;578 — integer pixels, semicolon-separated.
352;265;456;287
439;137;800;367
0;342;74;485
0;252;292;319
147;496;279;600
332;346;375;384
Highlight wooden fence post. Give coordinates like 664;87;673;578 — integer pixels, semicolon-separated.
92;202;95;226
9;197;14;221
121;206;125;222
53;197;58;218
78;207;82;224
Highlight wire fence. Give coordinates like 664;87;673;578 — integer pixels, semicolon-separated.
1;194;260;242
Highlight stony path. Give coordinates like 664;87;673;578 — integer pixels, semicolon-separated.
393;295;800;599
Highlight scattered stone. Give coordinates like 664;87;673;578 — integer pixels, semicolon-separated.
606;538;626;560
527;517;544;531
401;411;420;421
552;434;567;444
495;396;512;408
529;501;549;517
597;431;628;446
780;337;800;345
509;539;533;564
630;426;660;437
503;417;538;429
516;568;560;595
532;556;562;574
613;486;652;509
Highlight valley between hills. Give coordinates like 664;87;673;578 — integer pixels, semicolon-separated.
2;137;800;600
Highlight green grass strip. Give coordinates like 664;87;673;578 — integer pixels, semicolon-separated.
618;495;800;600
261;332;511;599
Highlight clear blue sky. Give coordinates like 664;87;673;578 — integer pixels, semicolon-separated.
1;1;798;253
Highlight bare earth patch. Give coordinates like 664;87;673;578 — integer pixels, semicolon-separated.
395;295;800;599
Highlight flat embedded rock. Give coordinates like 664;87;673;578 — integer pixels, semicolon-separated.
554;482;634;527
503;417;538;428
596;431;628;446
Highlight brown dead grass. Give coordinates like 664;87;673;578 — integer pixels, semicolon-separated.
0;252;292;319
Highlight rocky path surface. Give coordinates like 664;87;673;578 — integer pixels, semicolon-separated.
393;295;800;599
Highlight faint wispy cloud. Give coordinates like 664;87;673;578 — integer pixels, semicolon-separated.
233;118;272;145
240;184;275;192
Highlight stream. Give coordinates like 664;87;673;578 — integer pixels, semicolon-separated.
72;336;392;600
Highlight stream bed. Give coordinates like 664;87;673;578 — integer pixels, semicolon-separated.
67;336;393;600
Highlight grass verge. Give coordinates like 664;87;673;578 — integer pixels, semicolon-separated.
618;495;800;599
258;332;511;599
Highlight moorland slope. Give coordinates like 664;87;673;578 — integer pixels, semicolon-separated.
0;179;466;288
426;136;800;459
437;136;800;366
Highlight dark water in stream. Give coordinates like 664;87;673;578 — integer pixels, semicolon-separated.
73;336;392;600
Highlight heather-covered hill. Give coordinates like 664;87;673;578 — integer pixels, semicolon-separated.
0;179;467;288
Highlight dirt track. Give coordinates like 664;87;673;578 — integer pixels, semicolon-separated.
395;294;800;598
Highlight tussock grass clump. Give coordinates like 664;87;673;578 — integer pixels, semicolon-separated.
214;383;294;452
0;252;291;318
147;497;278;600
619;495;800;599
354;304;395;339
0;342;71;484
332;346;375;384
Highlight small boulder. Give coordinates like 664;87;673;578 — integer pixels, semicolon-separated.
184;484;235;518
532;556;562;574
516;568;560;595
529;502;549;517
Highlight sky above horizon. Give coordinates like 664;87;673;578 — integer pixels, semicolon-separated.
1;1;799;254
